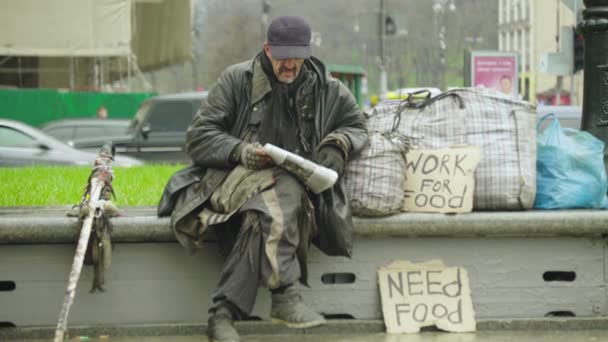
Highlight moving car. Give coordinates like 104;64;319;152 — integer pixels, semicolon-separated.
71;92;208;163
0;119;143;167
41;118;130;146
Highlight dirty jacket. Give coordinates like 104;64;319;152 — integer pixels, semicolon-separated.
157;55;368;257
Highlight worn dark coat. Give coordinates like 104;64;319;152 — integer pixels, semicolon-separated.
157;55;368;257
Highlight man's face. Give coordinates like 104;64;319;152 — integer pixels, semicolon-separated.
264;43;305;84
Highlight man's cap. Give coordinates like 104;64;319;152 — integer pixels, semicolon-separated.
267;16;312;59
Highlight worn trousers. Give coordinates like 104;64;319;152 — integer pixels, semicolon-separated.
210;170;313;318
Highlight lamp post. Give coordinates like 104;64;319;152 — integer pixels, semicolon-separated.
432;0;455;89
262;1;270;43
578;0;608;134
379;0;388;100
577;0;608;172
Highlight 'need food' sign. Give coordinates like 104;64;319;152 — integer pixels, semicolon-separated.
378;260;476;334
403;146;480;213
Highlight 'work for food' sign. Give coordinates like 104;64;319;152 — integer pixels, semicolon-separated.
378;260;476;333
403;146;480;213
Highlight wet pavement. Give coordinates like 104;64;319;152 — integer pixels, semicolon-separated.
8;331;608;342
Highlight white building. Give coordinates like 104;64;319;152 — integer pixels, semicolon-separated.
498;0;582;104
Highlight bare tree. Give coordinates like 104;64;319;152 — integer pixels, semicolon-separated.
193;0;498;93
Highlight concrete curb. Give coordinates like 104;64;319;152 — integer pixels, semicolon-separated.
3;318;608;340
2;207;608;244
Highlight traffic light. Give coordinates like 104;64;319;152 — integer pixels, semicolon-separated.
384;15;409;36
385;16;396;36
573;28;584;72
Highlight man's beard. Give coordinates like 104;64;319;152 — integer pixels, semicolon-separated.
277;66;298;84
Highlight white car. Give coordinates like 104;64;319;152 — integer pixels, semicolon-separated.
0;119;143;167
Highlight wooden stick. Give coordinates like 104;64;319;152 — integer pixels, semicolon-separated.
54;178;103;342
55;144;114;341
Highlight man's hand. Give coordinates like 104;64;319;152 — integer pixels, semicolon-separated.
239;142;274;169
315;145;345;176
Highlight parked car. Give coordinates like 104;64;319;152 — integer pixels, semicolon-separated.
41;118;130;146
537;105;582;130
0;119;143;167
71;92;208;163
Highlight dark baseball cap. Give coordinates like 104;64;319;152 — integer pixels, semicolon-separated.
267;16;312;59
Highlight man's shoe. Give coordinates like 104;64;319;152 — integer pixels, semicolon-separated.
207;307;240;342
270;286;327;328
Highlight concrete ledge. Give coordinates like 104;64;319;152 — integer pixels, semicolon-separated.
1;206;608;244
3;318;608;340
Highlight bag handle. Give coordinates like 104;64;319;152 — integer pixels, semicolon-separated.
391;91;466;132
407;91;466;110
406;90;432;104
536;113;557;132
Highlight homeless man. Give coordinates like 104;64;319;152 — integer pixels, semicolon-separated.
157;16;368;342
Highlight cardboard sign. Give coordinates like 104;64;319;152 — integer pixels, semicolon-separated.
403;146;480;213
378;260;476;334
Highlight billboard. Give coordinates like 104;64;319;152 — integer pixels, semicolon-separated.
465;51;519;97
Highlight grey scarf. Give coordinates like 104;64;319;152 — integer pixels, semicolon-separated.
258;51;308;153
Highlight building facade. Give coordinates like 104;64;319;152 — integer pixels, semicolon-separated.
498;0;582;104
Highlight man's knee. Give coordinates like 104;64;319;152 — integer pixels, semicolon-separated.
274;170;306;197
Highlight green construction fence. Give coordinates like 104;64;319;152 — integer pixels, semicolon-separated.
0;89;157;127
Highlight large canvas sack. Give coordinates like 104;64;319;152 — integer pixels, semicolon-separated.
382;87;537;210
344;106;411;216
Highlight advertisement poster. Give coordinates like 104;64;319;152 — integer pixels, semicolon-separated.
467;51;518;97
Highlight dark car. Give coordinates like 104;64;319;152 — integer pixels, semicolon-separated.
71;92;207;162
0;119;143;167
41;118;130;146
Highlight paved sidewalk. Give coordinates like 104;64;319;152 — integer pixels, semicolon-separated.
8;330;607;342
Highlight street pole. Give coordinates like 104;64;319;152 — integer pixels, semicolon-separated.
570;0;580;105
432;0;450;90
556;0;562;105
379;0;388;100
69;57;75;90
262;1;270;43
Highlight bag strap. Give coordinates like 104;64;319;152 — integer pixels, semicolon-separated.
389;90;431;131
536;113;557;132
390;91;466;133
407;91;466;110
405;90;432;105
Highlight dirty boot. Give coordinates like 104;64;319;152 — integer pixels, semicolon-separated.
270;286;326;328
207;305;240;342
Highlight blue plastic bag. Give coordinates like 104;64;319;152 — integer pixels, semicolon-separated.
534;114;608;209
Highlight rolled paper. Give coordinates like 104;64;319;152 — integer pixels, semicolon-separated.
263;143;338;194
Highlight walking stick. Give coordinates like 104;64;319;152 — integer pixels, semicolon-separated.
54;143;116;342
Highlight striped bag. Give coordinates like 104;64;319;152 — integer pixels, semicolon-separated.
387;87;537;210
344;106;412;216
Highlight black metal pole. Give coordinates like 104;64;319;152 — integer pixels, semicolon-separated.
578;1;608;135
577;0;608;172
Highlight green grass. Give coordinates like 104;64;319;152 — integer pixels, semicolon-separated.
0;165;185;206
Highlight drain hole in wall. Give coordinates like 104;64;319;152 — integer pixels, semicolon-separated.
0;322;16;328
0;281;15;291
321;273;356;284
324;314;355;320
543;271;576;282
545;311;575;317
